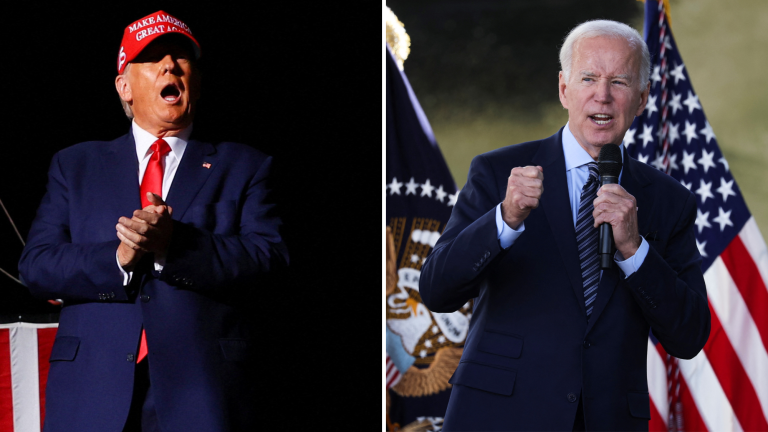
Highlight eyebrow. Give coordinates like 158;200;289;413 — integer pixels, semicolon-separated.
579;71;633;81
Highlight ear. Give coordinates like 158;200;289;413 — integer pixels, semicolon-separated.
558;71;569;110
115;74;132;103
635;81;651;117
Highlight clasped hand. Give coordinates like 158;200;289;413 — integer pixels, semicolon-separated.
116;192;174;269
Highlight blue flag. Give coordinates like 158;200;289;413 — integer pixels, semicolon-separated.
385;44;469;431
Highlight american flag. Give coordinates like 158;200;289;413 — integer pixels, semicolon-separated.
624;1;768;430
385;354;402;389
0;322;58;432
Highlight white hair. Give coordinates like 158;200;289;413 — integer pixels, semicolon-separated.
559;20;650;91
119;63;134;119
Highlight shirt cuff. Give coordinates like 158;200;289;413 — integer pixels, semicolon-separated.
614;236;649;278
116;251;133;286
496;203;525;249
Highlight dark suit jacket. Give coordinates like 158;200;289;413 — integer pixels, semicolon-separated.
19;131;288;432
419;128;710;431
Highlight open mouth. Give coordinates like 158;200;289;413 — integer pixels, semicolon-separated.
160;84;182;103
589;114;613;126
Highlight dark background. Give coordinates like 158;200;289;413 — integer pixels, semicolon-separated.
385;0;643;120
1;1;376;421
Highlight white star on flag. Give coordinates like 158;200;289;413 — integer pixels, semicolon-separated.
698;149;716;173
712;207;733;231
681;150;697;174
435;185;447;202
651;66;662;86
388;177;403;195
405;177;419;195
683;120;698;144
623;128;636;147
670;63;687;84
448;191;459;207
420;179;435;197
695;209;711;233
664;34;673;51
651;152;666;170
696;239;707;257
683;90;702;113
638;153;650;164
718;157;729;172
716;177;737;203
668;122;680;145
699;121;716;144
640;124;655;147
646;94;658;118
668;153;679;172
680;180;692;191
668;91;683;115
695;179;714;204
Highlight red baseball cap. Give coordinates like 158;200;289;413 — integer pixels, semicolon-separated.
117;10;201;74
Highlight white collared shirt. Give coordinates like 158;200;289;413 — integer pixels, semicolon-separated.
117;121;193;284
132;120;191;197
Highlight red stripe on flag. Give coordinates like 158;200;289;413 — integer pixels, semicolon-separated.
705;301;768;431
678;371;708;432
0;329;14;432
653;338;707;431
720;235;768;351
37;327;57;429
649;395;666;432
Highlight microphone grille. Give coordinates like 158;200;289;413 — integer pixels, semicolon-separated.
598;144;622;177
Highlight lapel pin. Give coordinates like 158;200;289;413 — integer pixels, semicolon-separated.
202;162;211;169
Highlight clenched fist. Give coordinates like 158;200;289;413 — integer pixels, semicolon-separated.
501;166;544;229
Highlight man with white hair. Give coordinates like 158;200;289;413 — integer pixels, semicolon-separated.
420;20;710;431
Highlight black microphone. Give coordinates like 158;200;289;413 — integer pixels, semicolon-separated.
597;144;622;269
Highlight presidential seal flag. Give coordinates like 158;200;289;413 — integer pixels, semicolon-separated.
385;9;469;431
625;1;768;430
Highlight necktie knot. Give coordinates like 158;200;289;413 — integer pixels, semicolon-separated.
151;138;171;157
586;162;599;187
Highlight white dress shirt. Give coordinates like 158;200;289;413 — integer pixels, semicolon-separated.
117;121;193;284
494;122;648;277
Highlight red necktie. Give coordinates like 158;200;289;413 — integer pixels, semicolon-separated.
136;138;170;363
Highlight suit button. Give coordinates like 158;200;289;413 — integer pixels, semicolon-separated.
126;354;135;362
583;340;591;348
567;393;577;403
141;294;150;303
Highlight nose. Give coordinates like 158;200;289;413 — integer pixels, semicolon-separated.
594;79;613;103
159;54;178;74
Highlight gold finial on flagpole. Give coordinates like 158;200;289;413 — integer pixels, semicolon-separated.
385;7;411;70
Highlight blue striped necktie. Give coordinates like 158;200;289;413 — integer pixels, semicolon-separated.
576;163;600;319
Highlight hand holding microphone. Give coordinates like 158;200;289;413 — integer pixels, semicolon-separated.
593;144;641;268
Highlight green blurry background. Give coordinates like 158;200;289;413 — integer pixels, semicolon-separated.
387;0;768;236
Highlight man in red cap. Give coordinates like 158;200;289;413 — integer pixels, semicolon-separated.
19;10;287;431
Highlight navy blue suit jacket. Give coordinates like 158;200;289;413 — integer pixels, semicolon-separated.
19;131;288;432
420;129;710;431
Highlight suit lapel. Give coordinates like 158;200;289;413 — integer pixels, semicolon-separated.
585;146;652;335
101;133;142;215
165;139;217;220
533;129;587;316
